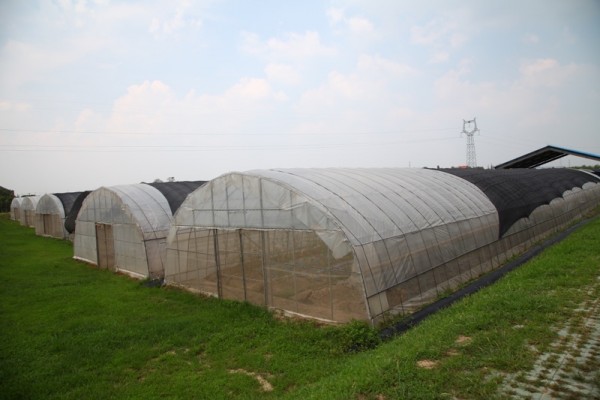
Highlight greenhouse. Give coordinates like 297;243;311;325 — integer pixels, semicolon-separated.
34;192;84;239
164;168;600;325
19;196;41;227
73;181;205;279
10;197;22;221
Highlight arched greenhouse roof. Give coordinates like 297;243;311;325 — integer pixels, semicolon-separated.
177;167;500;246
80;184;173;238
37;192;84;217
36;194;66;217
21;196;40;211
10;197;22;208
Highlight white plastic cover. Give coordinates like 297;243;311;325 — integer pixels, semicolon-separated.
73;184;173;278
20;196;40;227
35;194;68;238
166;168;500;322
10;197;22;220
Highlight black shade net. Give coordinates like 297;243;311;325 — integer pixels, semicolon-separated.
441;168;600;237
144;181;207;214
64;191;91;234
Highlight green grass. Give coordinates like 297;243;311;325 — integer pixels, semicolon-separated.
1;213;599;399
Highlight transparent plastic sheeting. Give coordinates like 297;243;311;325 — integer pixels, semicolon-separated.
19;196;40;227
10;197;22;221
166;168;600;324
74;184;173;279
34;194;68;239
166;168;502;323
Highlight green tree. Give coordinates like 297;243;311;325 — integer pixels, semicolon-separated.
0;186;15;213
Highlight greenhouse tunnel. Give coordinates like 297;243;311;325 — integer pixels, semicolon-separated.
35;192;83;239
73;181;205;279
165;168;600;325
19;196;41;228
10;197;22;221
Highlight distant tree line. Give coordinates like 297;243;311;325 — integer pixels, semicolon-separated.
572;164;600;170
0;186;14;213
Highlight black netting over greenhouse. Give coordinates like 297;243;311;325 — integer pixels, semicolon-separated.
145;181;207;214
164;168;600;325
54;192;83;217
64;191;91;234
442;168;600;237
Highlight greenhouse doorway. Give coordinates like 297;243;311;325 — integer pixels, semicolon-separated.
215;229;267;306
42;214;53;236
96;223;116;271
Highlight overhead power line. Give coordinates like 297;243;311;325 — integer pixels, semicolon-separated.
0;136;461;153
0;127;457;137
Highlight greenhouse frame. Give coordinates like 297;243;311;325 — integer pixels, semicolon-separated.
10;197;22;221
19;196;41;227
34;192;83;239
165;168;600;325
73;181;205;279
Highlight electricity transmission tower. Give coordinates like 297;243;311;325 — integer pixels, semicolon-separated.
461;118;479;168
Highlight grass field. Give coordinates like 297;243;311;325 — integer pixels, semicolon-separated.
1;213;599;399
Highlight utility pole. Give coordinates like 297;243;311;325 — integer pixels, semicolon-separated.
461;118;479;168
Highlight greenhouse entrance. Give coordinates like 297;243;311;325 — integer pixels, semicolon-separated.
95;223;115;271
212;229;267;305
167;225;366;322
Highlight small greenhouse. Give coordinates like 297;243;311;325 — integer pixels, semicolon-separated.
20;196;41;227
73;181;205;278
164;168;600;325
34;192;83;239
10;197;22;221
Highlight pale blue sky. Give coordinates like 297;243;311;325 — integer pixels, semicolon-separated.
1;0;599;195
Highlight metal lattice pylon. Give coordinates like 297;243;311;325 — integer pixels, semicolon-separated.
461;118;479;168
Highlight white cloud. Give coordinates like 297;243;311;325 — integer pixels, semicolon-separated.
432;58;593;145
149;0;203;37
107;80;175;133
519;58;580;88
297;54;415;113
410;11;471;63
225;78;285;101
265;63;301;85
105;78;286;135
357;54;416;78
326;8;344;24
242;31;335;59
523;33;540;44
0;40;79;88
327;7;376;36
0;100;31;112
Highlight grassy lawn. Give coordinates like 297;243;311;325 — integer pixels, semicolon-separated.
1;213;599;399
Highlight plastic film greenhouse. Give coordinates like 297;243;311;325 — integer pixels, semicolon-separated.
165;168;600;325
20;196;40;227
73;182;205;279
35;192;83;239
10;197;22;221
